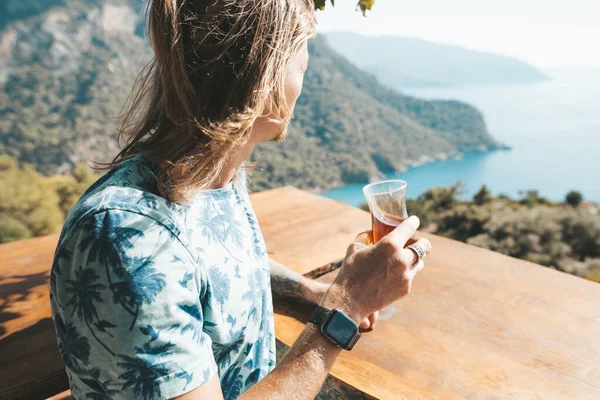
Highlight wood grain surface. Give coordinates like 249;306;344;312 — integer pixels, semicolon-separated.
0;233;68;399
276;227;600;399
2;187;600;399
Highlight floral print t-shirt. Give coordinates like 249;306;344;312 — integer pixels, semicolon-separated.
50;156;276;400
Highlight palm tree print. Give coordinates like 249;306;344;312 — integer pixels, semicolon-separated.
219;201;245;248
171;303;205;344
54;315;91;371
65;265;114;356
225;219;245;249
118;356;170;400
198;204;243;261
81;368;119;400
109;256;166;330
208;266;231;312
77;212;146;319
221;366;244;400
125;256;166;306
212;333;245;371
244;368;263;388
66;266;105;323
198;205;222;244
50;158;277;398
134;341;177;365
78;212;145;278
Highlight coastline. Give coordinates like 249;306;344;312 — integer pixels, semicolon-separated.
313;144;510;195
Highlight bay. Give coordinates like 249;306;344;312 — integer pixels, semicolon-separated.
324;70;600;207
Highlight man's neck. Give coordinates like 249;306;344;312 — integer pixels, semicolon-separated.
210;141;255;189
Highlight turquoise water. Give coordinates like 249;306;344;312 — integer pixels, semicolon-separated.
324;70;600;207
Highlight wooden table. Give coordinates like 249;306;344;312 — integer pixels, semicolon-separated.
270;190;600;400
2;187;600;399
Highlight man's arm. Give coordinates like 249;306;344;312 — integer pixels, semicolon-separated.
269;258;329;305
176;218;430;400
242;292;352;400
177;291;350;400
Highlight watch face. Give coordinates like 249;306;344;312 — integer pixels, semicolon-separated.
323;310;358;347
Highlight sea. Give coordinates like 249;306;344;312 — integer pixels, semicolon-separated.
323;70;600;207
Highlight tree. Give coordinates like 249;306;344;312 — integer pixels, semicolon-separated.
0;156;63;242
473;185;492;205
565;191;583;207
519;190;550;208
0;156;98;243
419;182;463;212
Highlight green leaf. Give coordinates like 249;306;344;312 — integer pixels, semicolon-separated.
357;0;375;16
314;0;326;10
314;0;335;10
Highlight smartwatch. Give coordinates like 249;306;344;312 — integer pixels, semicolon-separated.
308;306;361;350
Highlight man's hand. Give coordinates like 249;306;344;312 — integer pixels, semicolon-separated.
323;216;432;324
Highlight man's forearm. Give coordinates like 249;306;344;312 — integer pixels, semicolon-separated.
269;258;327;304
241;287;356;400
242;324;340;400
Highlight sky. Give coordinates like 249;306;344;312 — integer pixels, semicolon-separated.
315;0;600;70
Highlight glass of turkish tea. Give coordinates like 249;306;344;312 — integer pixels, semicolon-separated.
363;180;417;245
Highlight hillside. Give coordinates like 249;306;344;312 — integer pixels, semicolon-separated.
325;32;548;89
251;38;500;190
0;0;500;191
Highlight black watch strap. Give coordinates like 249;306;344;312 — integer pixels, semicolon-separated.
308;305;331;326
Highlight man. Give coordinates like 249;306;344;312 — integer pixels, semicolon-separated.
50;0;432;399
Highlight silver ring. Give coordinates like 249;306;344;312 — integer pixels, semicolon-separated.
352;242;368;250
407;242;426;265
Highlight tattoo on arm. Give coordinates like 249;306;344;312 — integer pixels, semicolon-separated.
269;258;307;300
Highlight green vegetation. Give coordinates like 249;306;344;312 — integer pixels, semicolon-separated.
0;156;97;243
565;191;583;207
362;185;600;284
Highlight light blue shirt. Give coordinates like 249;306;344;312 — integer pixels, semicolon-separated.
50;156;276;400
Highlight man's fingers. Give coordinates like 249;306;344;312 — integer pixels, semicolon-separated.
359;311;379;331
383;216;420;248
402;238;432;267
346;231;372;257
359;317;370;329
369;311;379;330
406;260;425;279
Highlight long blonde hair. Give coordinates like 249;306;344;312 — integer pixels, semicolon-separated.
110;0;316;203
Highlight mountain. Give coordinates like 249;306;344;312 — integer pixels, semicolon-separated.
0;0;500;192
250;38;501;190
325;32;548;90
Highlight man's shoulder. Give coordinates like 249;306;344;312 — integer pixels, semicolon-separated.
60;158;190;252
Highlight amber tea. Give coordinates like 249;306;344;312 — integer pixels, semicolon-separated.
372;213;417;245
